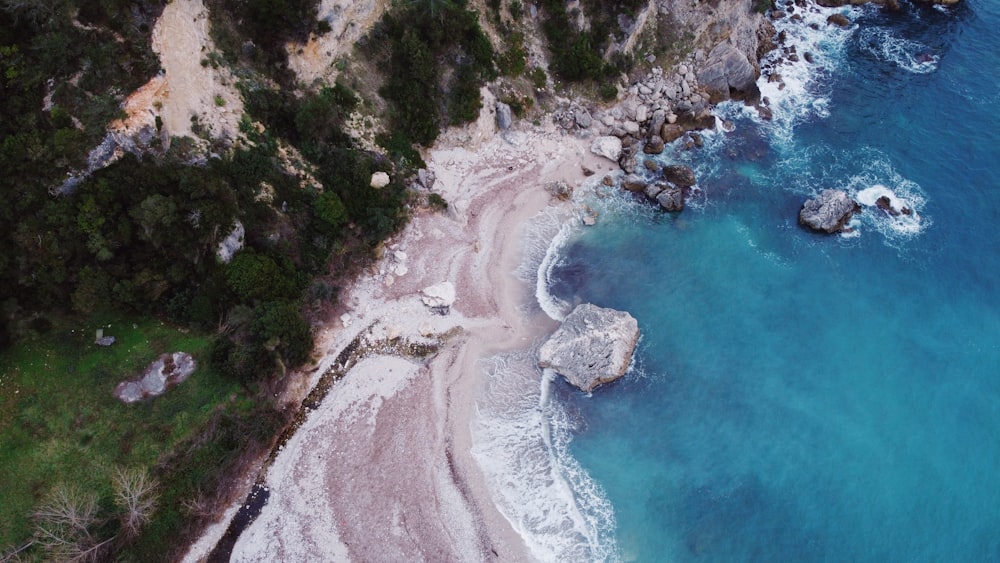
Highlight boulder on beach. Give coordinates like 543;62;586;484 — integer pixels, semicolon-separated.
799;189;861;233
591;136;623;162
538;304;640;392
421;281;456;313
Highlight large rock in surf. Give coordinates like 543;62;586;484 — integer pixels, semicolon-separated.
591;136;623;162
538;304;640;392
799;189;861;233
661;165;697;188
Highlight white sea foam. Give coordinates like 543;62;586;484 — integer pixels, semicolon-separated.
842;156;930;242
471;352;620;562
518;206;576;321
858;27;939;74
755;0;859;142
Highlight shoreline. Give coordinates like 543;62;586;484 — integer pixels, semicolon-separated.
183;118;614;561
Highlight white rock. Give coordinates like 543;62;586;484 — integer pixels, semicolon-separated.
623;121;640;134
216;221;245;263
538;304;640;392
421;281;456;310
340;313;352;327
370;171;390;189
590;136;623;162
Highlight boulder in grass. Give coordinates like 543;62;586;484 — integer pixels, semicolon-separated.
538;304;640;392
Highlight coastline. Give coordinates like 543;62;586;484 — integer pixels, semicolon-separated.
183;116;614;561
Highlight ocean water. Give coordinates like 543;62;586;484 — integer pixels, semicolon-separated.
473;0;1000;560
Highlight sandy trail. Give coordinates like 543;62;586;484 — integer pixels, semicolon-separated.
120;0;244;140
185;112;615;561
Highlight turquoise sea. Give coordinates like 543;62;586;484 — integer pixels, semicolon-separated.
474;0;1000;560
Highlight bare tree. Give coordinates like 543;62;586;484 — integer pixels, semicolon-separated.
112;466;159;538
31;485;113;563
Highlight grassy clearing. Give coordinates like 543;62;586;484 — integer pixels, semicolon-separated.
0;311;252;554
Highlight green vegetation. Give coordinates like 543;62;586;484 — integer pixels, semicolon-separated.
0;312;280;560
364;0;496;146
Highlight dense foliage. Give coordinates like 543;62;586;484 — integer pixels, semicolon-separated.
365;0;496;146
536;0;633;94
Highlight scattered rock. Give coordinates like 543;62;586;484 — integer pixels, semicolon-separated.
421;281;456;313
370;171;390;189
655;184;685;212
537;303;640;392
643;136;665;154
799;189;861;233
623;174;647;192
591;136;623;162
643;159;660;172
575;109;593;129
546;181;574;201
661;124;685;143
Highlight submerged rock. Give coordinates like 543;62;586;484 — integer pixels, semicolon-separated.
538;304;640;392
799;189;861;233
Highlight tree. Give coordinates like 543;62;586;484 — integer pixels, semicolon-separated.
251;301;313;369
314;191;347;230
111;467;158;538
225;250;295;303
31;485;112;563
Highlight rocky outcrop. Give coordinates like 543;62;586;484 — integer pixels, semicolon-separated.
698;40;759;102
496;102;513;130
799;189;861;233
538;304;640;392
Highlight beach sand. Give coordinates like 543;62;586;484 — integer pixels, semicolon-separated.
182;116;614;561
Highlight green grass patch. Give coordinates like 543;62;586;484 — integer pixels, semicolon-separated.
0;311;248;553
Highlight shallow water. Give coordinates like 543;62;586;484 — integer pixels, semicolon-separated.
537;1;1000;560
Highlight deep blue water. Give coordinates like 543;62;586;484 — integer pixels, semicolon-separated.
549;1;1000;560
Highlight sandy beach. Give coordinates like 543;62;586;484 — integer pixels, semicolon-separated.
182;112;615;561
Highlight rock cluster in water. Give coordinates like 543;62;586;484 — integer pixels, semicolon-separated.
799;189;861;233
538;304;640;392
